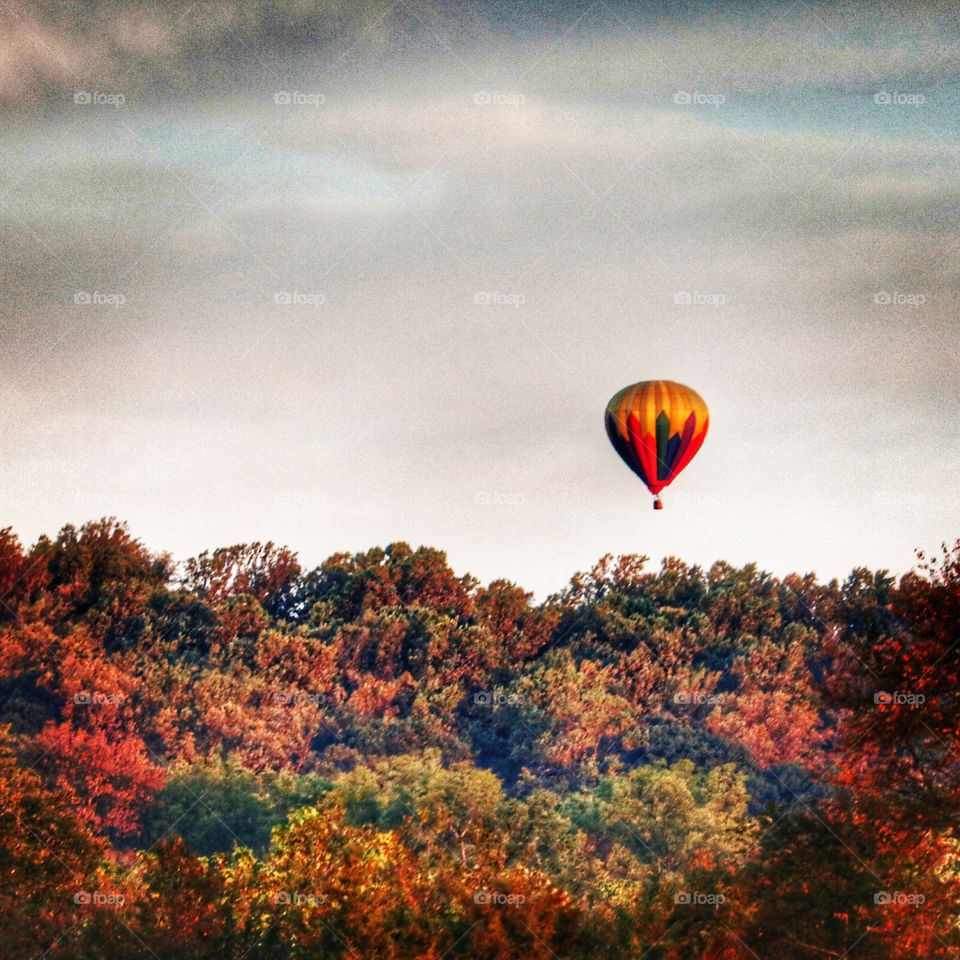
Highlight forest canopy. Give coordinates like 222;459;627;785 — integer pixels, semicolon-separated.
1;519;958;959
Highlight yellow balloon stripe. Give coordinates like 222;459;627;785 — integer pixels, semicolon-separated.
605;380;709;496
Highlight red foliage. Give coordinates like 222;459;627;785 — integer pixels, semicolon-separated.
32;722;165;836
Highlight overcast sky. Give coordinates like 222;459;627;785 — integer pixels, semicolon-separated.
1;1;958;596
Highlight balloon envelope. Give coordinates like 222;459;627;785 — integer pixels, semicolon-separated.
605;380;709;497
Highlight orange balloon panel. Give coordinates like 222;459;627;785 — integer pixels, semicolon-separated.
605;380;709;497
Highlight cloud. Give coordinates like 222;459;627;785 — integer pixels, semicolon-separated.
3;1;958;109
2;88;956;319
1;3;957;593
0;0;423;106
531;16;960;98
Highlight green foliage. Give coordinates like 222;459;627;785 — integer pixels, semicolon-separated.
140;757;332;855
3;519;959;958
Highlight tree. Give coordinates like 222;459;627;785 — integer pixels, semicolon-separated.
813;543;960;957
706;636;823;768
30;721;165;837
0;726;103;956
139;757;331;856
182;542;301;618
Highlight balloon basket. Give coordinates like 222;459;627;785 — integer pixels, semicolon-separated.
653;498;663;510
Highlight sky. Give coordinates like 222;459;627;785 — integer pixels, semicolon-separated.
1;1;958;597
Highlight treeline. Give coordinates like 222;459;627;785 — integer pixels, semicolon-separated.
0;519;958;959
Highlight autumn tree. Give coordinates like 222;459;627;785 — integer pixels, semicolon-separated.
0;726;104;957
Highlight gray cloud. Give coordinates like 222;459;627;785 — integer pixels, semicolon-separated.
1;5;957;594
4;1;960;107
1;0;414;106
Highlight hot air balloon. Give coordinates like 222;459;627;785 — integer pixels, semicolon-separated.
605;380;709;509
